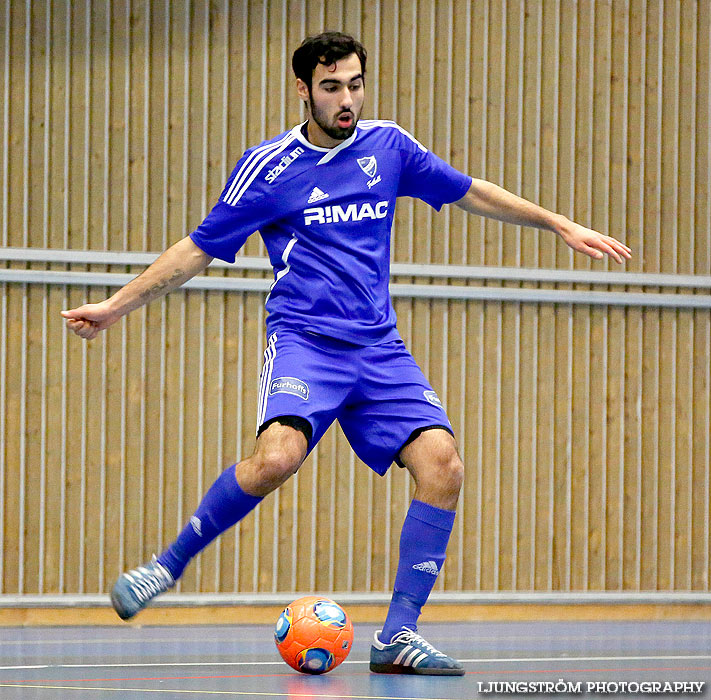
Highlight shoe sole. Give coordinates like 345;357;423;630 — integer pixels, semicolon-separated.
370;662;465;676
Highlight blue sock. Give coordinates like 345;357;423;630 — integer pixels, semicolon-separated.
380;499;456;644
157;465;262;580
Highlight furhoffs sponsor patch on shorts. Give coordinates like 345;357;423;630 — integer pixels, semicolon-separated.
269;376;309;400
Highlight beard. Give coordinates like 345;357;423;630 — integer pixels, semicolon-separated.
308;93;359;141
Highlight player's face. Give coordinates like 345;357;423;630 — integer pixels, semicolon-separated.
297;53;365;145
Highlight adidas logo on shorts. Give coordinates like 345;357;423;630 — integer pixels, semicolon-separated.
307;186;329;203
412;560;439;575
190;516;203;537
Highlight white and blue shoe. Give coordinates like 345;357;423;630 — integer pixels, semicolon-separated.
110;555;175;620
370;627;465;675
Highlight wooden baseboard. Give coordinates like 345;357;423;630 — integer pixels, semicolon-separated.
2;603;711;627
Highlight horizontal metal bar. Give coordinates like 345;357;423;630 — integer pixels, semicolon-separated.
0;246;249;270
0;268;271;292
1;592;710;608
392;262;711;289
393;283;711;308
2;247;710;289
1;268;710;307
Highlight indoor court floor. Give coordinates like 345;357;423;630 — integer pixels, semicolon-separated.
0;620;709;699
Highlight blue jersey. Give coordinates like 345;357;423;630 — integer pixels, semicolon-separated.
190;120;472;345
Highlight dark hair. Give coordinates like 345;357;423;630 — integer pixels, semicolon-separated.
292;31;367;90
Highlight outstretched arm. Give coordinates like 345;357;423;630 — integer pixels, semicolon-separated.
454;178;631;263
61;236;213;340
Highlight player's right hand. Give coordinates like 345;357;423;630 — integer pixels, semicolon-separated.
61;302;120;340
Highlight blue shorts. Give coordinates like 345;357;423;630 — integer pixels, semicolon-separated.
256;330;453;475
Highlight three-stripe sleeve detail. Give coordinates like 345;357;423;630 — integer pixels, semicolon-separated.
223;134;295;206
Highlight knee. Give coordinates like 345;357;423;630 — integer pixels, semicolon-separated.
236;425;307;496
414;445;464;507
248;445;303;494
432;447;465;495
260;443;303;478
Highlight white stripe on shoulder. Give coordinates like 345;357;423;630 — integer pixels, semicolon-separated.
358;120;428;152
359;119;397;125
223;132;294;205
226;133;296;205
223;137;287;204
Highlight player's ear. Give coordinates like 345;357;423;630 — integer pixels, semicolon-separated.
295;78;309;102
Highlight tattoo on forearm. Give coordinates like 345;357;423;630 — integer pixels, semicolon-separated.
139;268;185;301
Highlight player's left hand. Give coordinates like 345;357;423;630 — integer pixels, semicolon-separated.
555;218;632;264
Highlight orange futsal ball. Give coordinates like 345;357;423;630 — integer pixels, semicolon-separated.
274;595;354;674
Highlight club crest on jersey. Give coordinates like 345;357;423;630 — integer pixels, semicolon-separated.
357;155;377;178
357;155;381;189
304;201;388;225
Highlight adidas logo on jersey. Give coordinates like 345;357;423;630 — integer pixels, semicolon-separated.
304;200;389;225
412;560;440;575
307;186;329;203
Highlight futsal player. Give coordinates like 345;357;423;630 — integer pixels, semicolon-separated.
62;32;631;675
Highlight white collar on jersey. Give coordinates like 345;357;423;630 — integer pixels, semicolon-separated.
290;121;359;166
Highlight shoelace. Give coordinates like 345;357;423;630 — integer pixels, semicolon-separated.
122;559;173;604
392;629;447;657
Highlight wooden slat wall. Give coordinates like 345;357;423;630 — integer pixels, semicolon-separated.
1;0;710;595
